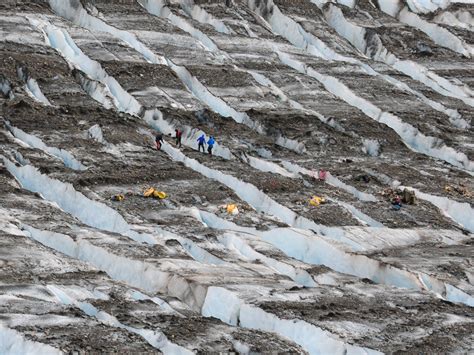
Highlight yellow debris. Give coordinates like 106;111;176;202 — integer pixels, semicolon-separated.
144;187;155;197
309;196;325;207
153;190;167;199
112;194;125;202
226;204;239;215
144;187;167;199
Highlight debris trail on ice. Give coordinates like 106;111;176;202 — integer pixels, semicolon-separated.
281;161;378;202
161;143;364;251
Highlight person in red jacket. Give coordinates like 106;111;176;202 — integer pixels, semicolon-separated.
175;129;182;148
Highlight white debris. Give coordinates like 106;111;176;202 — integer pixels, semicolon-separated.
256;147;272;159
362;139;380;157
87;124;105;144
232;340;251;355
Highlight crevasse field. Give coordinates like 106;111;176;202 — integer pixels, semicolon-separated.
0;0;473;353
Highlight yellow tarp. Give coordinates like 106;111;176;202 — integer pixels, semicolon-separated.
153;190;167;199
144;187;155;197
309;196;325;206
144;187;167;199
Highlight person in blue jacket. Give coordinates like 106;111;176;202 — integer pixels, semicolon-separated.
197;134;206;152
207;136;215;155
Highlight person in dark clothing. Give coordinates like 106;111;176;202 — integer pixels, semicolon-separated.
197;134;206;152
155;133;164;150
175;129;183;148
207;136;215;155
392;195;402;211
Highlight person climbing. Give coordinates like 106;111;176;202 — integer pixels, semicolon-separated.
207;136;215;155
155;132;164;150
197;134;206;152
175;129;182;148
